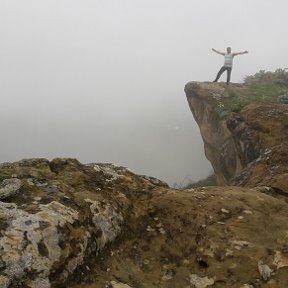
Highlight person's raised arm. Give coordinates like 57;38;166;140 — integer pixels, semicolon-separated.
232;50;249;56
212;48;225;56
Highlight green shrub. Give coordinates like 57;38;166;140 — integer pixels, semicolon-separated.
214;69;288;116
244;68;288;88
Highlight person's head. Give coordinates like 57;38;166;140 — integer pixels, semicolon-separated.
226;47;232;53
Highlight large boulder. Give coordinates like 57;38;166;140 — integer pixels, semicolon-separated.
0;158;161;287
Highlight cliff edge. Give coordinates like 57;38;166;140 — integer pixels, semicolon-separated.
185;81;288;195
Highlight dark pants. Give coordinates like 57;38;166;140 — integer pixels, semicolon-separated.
213;66;232;84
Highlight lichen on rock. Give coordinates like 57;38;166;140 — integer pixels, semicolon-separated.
0;178;22;200
0;200;79;287
189;274;215;288
85;199;124;249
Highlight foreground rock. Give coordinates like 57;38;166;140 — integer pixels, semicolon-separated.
0;158;165;287
1;158;288;287
73;185;288;288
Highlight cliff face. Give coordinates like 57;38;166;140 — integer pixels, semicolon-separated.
185;82;288;193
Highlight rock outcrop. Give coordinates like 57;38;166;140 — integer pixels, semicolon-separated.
185;82;288;194
1;157;288;287
0;159;169;287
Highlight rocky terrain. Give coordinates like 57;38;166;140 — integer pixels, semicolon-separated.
1;80;288;287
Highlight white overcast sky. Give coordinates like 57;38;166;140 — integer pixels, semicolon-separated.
0;0;287;186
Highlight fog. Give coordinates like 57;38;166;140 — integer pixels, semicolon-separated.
0;0;287;186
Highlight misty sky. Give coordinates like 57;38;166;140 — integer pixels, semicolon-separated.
0;0;287;186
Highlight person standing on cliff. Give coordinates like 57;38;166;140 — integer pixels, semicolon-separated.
212;47;248;84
